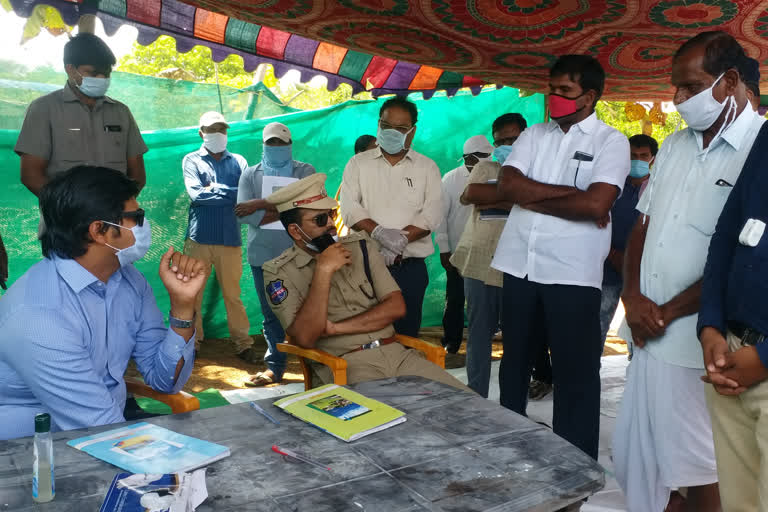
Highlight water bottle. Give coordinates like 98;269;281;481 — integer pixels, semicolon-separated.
32;413;54;503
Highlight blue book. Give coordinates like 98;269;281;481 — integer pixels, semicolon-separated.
99;473;178;512
67;422;230;474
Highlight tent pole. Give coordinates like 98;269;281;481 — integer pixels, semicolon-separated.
214;62;224;114
78;14;96;34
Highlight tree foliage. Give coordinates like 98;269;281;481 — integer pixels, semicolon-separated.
596;101;684;145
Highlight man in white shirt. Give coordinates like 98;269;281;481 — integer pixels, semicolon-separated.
614;32;764;512
435;135;493;353
340;97;443;337
491;55;630;463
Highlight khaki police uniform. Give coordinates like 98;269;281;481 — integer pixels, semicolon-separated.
262;174;467;390
15;83;147;178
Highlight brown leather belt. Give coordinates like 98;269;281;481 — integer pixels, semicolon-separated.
345;336;398;354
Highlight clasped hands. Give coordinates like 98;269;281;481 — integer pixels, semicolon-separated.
372;225;408;266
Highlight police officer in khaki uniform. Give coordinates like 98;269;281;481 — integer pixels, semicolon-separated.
261;174;467;390
15;33;147;198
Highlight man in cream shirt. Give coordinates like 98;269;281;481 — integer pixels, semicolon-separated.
340;97;442;337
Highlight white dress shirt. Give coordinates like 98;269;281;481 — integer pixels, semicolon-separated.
340;147;443;259
491;113;630;289
435;165;472;253
618;106;765;369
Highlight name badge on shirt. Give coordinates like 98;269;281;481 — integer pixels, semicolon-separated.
739;218;766;247
104;125;122;132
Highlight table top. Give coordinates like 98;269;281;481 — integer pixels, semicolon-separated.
0;376;604;512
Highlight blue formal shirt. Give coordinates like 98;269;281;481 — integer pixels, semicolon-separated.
182;146;247;247
698;122;768;368
0;256;196;440
237;160;316;267
603;177;646;287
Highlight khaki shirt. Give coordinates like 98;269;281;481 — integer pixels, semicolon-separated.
450;161;505;288
14;83;147;178
262;232;401;356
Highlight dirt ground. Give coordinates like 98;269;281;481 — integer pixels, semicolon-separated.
126;327;628;393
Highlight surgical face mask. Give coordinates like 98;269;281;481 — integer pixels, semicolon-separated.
295;224;338;252
493;145;514;164
202;132;227;154
548;92;586;119
377;126;413;155
102;219;152;267
73;70;110;98
262;144;293;176
675;73;728;131
629;159;650;178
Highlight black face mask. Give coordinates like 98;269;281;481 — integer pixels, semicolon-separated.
309;233;337;253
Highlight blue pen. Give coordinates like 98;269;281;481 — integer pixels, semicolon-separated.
250;401;280;424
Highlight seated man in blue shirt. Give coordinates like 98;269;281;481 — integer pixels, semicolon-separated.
698;121;768;512
0;166;206;440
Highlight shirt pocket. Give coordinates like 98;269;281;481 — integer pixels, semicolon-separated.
401;175;425;207
687;181;736;236
103;128;127;164
55;127;87;162
566;159;594;190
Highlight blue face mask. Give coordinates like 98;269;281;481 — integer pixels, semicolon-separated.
377;126;413;155
102;219;152;267
493;145;514;164
262;144;293;176
74;70;110;98
629;159;650;178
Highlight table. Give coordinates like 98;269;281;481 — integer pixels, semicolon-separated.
0;376;604;511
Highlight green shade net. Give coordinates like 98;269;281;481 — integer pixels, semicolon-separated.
0;71;544;339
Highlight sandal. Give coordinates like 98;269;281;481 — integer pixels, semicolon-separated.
244;371;279;387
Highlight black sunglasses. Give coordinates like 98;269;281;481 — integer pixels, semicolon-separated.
121;208;145;227
308;209;337;228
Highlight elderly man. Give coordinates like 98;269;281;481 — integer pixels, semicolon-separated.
740;56;761;112
435;135;493;354
491;55;630;463
182;111;251;358
236;122;316;385
0;166;206;440
614;32;765;512
15;33;147;197
340;97;443;337
262;174;466;389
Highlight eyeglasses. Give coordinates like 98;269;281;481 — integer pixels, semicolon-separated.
493;137;518;147
308;209;337;228
379;119;414;134
463;152;491;159
121;208;145;227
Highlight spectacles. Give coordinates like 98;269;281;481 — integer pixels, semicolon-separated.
308;209;337;228
121;208;145;227
463;152;491;159
379;119;414;134
493;137;518;147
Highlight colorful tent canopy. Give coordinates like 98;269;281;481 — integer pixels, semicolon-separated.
9;1;768;100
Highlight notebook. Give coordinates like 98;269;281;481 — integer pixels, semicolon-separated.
67;422;230;474
273;384;406;442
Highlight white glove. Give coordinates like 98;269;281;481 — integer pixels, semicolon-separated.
379;246;399;267
372;225;409;254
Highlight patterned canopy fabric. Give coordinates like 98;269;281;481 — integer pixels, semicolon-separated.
9;0;768;100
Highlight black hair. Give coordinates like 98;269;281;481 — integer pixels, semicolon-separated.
549;55;605;102
279;209;302;231
739;56;760;98
492;113;528;135
63;33;116;70
39;166;139;259
674;31;746;78
628;134;659;157
379;96;418;125
354;134;377;154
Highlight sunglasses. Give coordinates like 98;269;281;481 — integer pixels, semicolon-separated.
121;208;145;227
308;209;337;228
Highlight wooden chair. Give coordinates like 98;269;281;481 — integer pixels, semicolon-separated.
125;378;200;414
277;334;446;390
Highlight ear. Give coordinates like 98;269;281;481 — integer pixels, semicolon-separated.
199;129;204;140
585;89;598;109
723;68;740;95
88;220;110;245
286;223;303;243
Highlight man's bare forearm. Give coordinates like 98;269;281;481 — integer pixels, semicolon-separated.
522;183;618;222
497;166;577;205
461;183;500;206
403;225;429;242
622;217;649;299
287;269;334;348
331;292;406;335
351;219;378;234
661;280;702;324
260;210;280;225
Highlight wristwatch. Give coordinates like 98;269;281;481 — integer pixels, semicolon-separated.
169;312;194;329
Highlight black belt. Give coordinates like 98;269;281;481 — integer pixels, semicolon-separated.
729;321;767;346
389;257;425;267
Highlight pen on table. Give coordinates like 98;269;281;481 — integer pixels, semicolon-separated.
249;401;280;424
365;391;433;398
272;445;331;471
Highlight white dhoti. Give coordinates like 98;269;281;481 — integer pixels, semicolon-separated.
613;348;717;512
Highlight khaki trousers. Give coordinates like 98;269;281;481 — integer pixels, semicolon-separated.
706;331;768;511
183;239;251;352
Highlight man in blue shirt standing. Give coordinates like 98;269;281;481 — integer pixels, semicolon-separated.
182;112;252;360
0;165;206;440
599;134;657;348
236;122;316;385
698;121;768;512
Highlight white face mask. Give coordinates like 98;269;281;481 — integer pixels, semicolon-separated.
102;219;152;267
202;132;227;154
675;73;729;131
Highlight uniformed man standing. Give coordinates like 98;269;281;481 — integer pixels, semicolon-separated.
15;33;147;198
262;174;466;389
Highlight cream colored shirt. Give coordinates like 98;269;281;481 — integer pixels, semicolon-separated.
450;161;505;288
340;147;443;259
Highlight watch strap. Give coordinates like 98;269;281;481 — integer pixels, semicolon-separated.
169;312;194;329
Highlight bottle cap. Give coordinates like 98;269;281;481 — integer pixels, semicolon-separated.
34;413;51;433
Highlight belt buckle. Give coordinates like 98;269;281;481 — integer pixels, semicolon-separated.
361;339;381;350
741;328;766;347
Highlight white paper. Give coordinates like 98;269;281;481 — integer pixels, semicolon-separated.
261;176;298;230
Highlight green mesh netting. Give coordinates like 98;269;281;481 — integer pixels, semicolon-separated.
0;72;544;338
